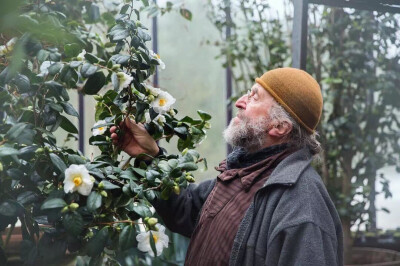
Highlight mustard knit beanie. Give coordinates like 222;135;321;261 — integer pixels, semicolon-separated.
255;67;322;134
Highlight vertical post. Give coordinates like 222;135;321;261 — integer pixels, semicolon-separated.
292;0;309;70
225;1;233;155
152;0;159;87
78;93;85;154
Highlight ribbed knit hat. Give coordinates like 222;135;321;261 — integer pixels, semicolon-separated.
255;67;322;133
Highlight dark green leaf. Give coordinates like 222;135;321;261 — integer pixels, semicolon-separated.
110;54;130;66
101;180;120;190
85;227;109;257
17;191;38;205
64;43;81;58
81;63;98;78
48;62;63;75
178;162;198;171
63;212;84;236
0;201;18;216
60;116;78;134
6;123;36;145
197;110;211;121
118;225;137;251
120;4;130;14
0;146;20;157
131;203;152;217
50;153;67;173
83;72;106;95
60;102;79;117
41;198;67;210
13;74;30;92
87;191;102;211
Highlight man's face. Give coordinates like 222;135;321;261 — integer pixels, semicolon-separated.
223;83;277;151
233;83;276;125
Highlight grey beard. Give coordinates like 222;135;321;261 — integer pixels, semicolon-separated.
223;116;270;152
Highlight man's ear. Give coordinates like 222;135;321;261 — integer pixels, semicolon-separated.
268;121;293;138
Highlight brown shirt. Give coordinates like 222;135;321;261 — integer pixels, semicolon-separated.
184;148;293;266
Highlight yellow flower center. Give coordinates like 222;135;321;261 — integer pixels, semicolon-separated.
153;234;158;243
159;98;166;106
98;127;104;131
156;54;160;59
73;175;83;186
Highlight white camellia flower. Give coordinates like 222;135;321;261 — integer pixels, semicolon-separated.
149;50;166;70
150;91;176;114
76;49;86;61
63;164;94;196
145;111;166;125
0;37;17;56
39;61;53;76
92;120;107;136
117;72;133;90
144;83;162;96
103;0;122;11
136;224;169;257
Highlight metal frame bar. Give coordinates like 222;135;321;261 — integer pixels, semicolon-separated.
309;0;400;14
78;93;85;154
292;0;309;70
152;0;159;87
226;2;233;155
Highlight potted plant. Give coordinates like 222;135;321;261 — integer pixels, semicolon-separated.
0;0;206;264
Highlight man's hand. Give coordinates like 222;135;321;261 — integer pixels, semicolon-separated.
110;118;159;159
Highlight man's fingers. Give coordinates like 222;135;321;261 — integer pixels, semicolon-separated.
110;126;117;133
111;133;118;140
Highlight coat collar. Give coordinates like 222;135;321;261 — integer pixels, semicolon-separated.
263;147;314;188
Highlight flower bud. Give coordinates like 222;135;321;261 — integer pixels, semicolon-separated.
136;21;141;27
98;182;104;189
168;108;176;116
173;185;180;195
94;95;102;101
0;162;3;172
144;217;150;223
35;148;44;154
69;203;79;210
204;122;211;129
100;214;106;218
61;206;69;213
148;217;158;227
116;72;125;78
182;148;189;156
185;175;195;183
100;191;108;197
111;64;121;71
87;231;94;238
147;95;155;102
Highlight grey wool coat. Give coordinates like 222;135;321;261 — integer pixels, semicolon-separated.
153;147;344;266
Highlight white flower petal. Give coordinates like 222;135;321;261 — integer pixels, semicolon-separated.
63;164;93;196
136;224;169;257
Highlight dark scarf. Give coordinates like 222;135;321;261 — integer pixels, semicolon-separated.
226;143;288;170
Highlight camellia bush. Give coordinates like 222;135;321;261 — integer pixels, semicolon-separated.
0;0;207;264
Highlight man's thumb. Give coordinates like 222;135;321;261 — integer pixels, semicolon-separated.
125;118;141;134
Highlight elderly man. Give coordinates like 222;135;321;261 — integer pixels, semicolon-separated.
110;68;343;266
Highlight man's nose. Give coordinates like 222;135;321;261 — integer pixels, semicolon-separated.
235;94;247;109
